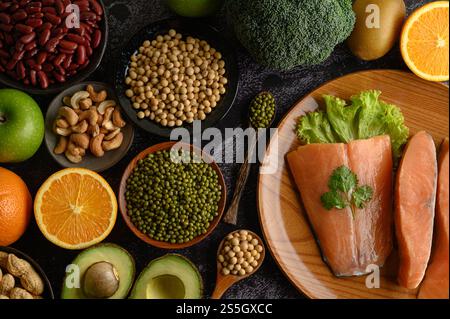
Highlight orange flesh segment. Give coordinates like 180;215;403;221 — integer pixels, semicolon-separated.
39;173;114;245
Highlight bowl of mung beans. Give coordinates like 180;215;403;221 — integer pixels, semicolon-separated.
114;18;239;137
119;141;227;249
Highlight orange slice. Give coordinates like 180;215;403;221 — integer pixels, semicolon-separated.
34;168;117;250
401;1;449;82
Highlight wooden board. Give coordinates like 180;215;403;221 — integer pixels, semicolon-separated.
257;70;449;299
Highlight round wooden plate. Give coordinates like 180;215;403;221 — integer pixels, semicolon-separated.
257;70;449;299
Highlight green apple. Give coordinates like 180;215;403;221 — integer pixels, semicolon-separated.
0;89;44;163
166;0;224;17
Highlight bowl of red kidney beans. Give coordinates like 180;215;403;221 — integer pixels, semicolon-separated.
0;0;108;94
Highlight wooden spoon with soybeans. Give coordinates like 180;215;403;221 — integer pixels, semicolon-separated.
211;230;266;299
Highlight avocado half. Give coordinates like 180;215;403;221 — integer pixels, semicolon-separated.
130;254;203;299
61;243;135;299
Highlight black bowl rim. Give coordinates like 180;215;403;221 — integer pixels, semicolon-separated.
0;246;55;299
114;18;240;138
0;0;109;96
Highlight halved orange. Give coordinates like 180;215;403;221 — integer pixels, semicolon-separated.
401;1;449;82
34;168;117;250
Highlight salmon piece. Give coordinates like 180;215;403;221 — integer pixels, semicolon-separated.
418;138;449;299
287;135;393;276
395;131;437;290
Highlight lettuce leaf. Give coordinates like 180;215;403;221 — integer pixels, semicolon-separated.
296;90;409;160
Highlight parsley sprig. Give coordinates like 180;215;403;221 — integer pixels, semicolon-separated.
320;166;373;218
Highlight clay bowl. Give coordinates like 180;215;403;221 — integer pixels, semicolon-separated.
119;141;227;249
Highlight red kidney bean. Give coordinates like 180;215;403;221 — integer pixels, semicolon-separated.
56;65;65;75
0;13;11;24
42;7;56;15
15;41;25;52
6;59;17;71
59;40;78;51
0;24;13;32
54;0;64;15
68;63;79;71
25;48;38;58
85;44;92;56
59;48;75;55
16;61;26;79
91;29;101;49
62;53;72;69
0;3;12;12
37;70;48;88
0;40;2;49
4;33;13;45
30;13;44;19
26;59;41;71
53;53;65;66
9;4;19;13
44;12;61;25
28;1;42;8
25;6;41;14
13;49;26;61
19;0;33;7
45;37;60;52
15;23;33;33
52;70;65;82
76;45;86;65
66;33;86;45
37;21;52;31
29;69;37;85
89;0;103;16
39;28;50;46
12;9;28;21
20;32;35;44
42;0;55;6
24;41;36;51
42;63;53;72
81;12;96;21
36;51;47;65
25;18;43;28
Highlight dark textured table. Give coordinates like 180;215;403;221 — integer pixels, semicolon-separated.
3;0;430;299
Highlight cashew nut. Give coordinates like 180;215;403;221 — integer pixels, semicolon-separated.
56;118;70;129
67;142;86;157
90;134;105;157
54;136;68;154
87;124;100;137
112;108;126;128
0;295;9;299
87;84;107;103
79;98;93;110
70;91;90;110
105;128;121;141
102;132;123;151
97;113;104;125
55;127;72;137
78;109;98;126
58;106;79;126
70;133;90;149
0;267;2;282
9;287;34;300
97;100;116;115
65;150;82;163
63;96;72;106
71;120;88;134
102;107;114;126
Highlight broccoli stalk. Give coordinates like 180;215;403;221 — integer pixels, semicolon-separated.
226;0;355;70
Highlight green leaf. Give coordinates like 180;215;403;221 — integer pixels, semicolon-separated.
328;166;357;193
321;191;347;210
324;95;360;143
296;111;337;144
352;185;374;209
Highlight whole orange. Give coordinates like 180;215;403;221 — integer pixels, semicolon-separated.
0;167;32;246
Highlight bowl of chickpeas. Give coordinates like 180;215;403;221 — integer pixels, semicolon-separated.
114;19;239;137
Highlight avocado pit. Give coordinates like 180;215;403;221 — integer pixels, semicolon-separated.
82;262;120;299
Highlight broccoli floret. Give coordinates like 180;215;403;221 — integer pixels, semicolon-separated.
226;0;355;70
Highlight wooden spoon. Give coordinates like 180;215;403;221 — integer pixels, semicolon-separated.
223;92;277;225
211;230;266;299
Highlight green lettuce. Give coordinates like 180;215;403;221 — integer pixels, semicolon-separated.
296;90;409;159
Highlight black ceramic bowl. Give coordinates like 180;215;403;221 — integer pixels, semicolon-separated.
0;0;108;95
0;246;54;299
114;18;239;138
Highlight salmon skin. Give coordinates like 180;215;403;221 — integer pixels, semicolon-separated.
418;138;449;299
287;135;393;277
395;131;437;290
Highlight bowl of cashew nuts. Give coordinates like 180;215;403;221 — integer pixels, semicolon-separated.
45;82;134;172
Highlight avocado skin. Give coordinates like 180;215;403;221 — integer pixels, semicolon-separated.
130;254;203;299
61;243;135;299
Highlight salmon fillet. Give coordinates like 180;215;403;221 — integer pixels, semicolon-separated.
418;138;449;299
287;135;393;276
395;131;437;290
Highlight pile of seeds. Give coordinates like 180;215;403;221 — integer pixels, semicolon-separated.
124;29;228;127
249;92;276;129
218;230;264;276
125;149;222;244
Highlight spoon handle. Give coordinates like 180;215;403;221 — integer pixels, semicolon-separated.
223;133;258;225
211;275;237;299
